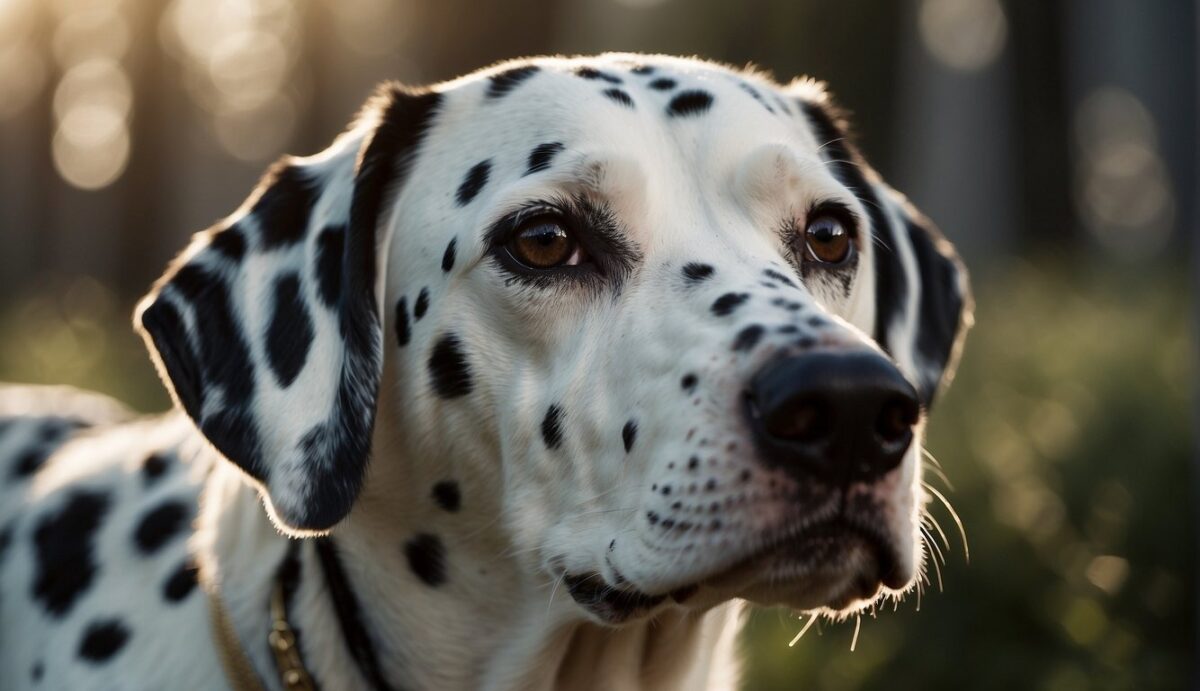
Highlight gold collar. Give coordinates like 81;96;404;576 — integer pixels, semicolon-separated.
208;578;316;691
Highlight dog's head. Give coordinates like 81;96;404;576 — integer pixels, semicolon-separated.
137;54;971;623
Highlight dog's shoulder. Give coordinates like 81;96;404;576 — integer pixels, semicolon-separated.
0;385;224;690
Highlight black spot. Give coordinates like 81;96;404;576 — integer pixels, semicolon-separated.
541;405;564;450
456;159;491;206
162;558;199;602
667;90;714;117
252;163;318;249
738;82;775;114
265;272;314;388
404;533;447;587
526;142;565;175
31;661;42;682
32;490;109;617
681;373;698;391
142;453;169;485
778;324;799;334
314;225;345;307
907;218;965;405
487;65;540;99
763;268;796;287
208;227;246;261
428;333;474;398
631;65;655;75
682;262;714;283
133;500;191;555
11;447;50;480
688;456;699;470
622;420;638;453
575;66;623;84
661;486;671;496
647;511;659;525
603;88;635;108
432;481;461;512
78;618;129;663
649;78;676;91
711;292;749;316
442;237;457;272
414;287;430;321
0;521;12;564
394;296;411;347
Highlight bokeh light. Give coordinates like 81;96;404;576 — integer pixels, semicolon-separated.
918;0;1008;72
1072;87;1175;260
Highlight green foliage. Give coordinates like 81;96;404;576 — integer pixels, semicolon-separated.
742;259;1194;690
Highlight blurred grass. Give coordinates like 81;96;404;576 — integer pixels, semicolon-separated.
743;257;1194;690
0;258;1193;690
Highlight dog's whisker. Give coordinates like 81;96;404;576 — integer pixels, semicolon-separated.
922;511;952;555
922;482;969;562
788;613;819;647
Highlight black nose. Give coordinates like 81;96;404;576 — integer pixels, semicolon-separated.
745;351;920;485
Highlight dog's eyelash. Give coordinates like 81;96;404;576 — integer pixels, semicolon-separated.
485;194;640;289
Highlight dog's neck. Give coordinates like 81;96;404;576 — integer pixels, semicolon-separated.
197;448;742;691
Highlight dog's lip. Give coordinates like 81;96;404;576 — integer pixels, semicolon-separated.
700;516;904;597
564;558;701;624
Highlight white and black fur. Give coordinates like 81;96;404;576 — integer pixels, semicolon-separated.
0;54;971;690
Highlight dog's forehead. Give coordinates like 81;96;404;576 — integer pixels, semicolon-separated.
428;55;828;177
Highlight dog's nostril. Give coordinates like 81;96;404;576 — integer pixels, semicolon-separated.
876;396;918;444
764;398;830;443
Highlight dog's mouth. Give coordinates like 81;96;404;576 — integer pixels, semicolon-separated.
567;517;907;624
700;517;907;610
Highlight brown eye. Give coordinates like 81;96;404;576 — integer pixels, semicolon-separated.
804;214;852;264
507;216;585;269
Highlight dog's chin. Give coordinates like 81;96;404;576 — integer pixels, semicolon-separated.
701;521;916;612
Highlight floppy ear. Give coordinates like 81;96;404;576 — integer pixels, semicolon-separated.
135;84;442;532
793;82;973;407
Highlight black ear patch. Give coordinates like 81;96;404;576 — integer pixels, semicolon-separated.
265;273;314;388
905;217;968;403
314;226;345;307
253;164;319;249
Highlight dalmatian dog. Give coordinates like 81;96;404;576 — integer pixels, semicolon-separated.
0;53;971;690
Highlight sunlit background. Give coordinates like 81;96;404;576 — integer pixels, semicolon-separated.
0;0;1195;689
